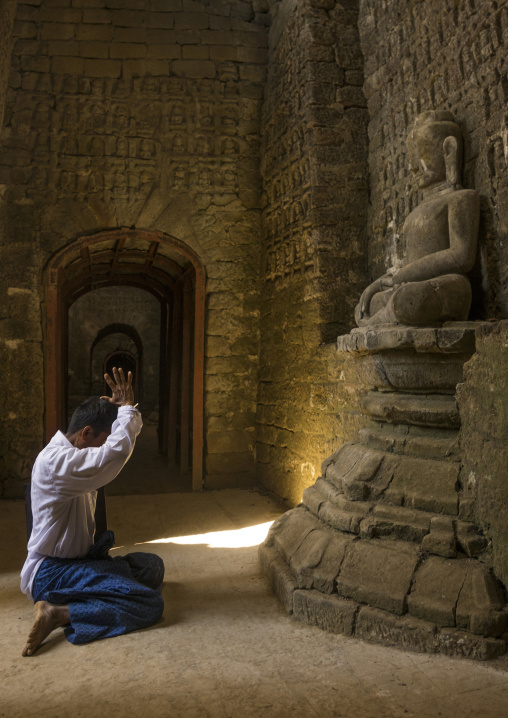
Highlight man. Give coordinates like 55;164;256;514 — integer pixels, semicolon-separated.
21;367;164;656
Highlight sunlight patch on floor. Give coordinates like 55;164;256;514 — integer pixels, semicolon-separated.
136;521;274;549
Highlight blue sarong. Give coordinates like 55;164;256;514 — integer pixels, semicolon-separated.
32;531;164;645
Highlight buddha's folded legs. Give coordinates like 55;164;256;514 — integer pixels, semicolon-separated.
361;273;471;326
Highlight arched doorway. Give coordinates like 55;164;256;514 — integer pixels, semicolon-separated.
44;228;206;490
103;351;138;396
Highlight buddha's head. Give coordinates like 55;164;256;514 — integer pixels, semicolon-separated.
407;111;463;189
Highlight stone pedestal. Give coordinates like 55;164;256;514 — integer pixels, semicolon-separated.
260;323;508;659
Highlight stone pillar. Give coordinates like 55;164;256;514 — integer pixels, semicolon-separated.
260;323;508;659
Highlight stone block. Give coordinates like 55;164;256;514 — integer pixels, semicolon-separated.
259;545;296;615
40;7;81;21
146;44;181;59
360;504;431;543
174;12;209;29
181;45;210;60
150;0;182;10
52;39;86;57
145;12;174;29
41;22;75;40
293;590;357;635
421;515;457;557
336;539;419;615
76;24;113;41
209;45;237;61
407;556;465;627
271;506;321;565
237;46;267;64
290;528;354;593
356;606;439;654
210;15;231;30
361;392;460;428
456;521;488;557
122;59;169;77
172;60;216;78
205;452;253;475
384;456;459;515
82;8;112;22
79;40;109;58
84;58;121;77
437;628;506;660
112;9;144;26
455;563;507;637
207;430;254;455
109;43;147;59
51;56;84;74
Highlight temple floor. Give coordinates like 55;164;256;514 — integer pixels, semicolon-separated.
1;489;508;718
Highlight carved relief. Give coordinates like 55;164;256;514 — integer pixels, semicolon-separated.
5;73;254;207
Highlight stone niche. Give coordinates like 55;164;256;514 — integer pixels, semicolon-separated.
260;323;508;660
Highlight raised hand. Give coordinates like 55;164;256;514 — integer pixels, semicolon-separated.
101;367;135;407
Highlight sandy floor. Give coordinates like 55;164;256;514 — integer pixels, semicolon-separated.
2;489;508;718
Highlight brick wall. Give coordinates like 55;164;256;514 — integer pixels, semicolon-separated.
256;0;370;505
0;0;269;496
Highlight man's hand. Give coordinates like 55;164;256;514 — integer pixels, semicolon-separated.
101;367;135;407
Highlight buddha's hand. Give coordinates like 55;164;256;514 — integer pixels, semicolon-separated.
355;273;393;324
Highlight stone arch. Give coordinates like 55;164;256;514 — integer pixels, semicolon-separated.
44;228;206;489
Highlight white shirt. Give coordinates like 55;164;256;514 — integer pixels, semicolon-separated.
20;405;142;599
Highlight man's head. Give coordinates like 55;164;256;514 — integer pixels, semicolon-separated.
66;396;118;449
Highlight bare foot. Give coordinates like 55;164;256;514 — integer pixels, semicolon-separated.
22;601;70;657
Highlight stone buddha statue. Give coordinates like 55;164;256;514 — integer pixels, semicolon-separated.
355;111;480;327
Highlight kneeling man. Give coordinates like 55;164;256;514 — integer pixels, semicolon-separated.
21;368;164;656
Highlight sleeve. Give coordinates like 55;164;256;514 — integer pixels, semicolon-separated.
51;406;143;497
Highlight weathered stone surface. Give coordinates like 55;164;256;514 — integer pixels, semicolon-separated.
361;392;460;429
338;325;478;357
437;629;506;661
421;515;457;558
358;425;461;462
458;321;508;589
408;557;464;627
290;528;354;593
360;504;431;543
406;556;506;637
336;539;419;615
293;590;357;636
258;543;296;615
455;563;507;637
270;507;321;565
383;455;459;515
356;606;439;655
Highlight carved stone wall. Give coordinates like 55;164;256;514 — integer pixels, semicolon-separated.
257;0;370;505
0;0;268;497
359;0;508;319
458;320;508;590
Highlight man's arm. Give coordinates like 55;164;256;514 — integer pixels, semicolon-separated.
52;368;142;496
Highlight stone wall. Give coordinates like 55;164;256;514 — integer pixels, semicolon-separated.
458;320;508;589
0;0;269;497
257;0;370;505
0;0;17;131
358;0;508;319
67;286;161;415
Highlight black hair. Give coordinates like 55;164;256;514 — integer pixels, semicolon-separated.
67;396;118;436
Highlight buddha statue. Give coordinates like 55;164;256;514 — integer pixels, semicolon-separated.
355;111;480;327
